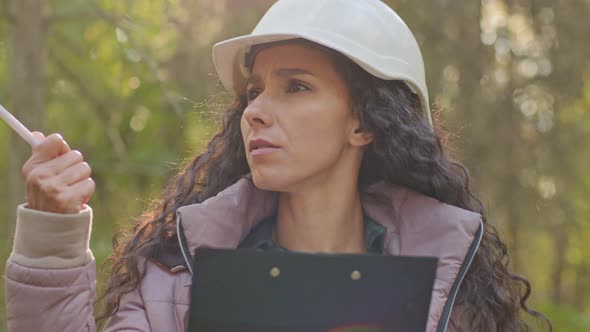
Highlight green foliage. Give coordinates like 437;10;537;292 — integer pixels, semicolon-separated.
540;303;590;331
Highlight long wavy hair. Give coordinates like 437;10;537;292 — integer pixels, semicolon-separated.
96;40;551;331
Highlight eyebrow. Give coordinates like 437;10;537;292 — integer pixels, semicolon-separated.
246;68;316;87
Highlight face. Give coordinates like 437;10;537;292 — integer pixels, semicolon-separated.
241;43;371;192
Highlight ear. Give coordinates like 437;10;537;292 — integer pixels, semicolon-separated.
348;119;374;147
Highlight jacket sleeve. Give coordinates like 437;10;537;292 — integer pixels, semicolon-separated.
4;204;152;332
4;204;97;331
101;284;152;332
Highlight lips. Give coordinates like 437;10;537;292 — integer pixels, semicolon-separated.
249;138;279;152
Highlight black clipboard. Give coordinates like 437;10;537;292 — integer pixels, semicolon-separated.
188;248;437;332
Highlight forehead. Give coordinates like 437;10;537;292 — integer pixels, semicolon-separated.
249;43;340;78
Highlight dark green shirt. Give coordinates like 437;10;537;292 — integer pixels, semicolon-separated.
238;215;386;254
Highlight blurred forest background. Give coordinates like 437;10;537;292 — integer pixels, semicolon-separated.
1;0;589;330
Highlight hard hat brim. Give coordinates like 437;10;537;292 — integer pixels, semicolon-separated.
212;33;432;126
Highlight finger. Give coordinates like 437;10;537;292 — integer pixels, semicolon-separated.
60;138;71;155
45;178;95;214
31;133;69;163
58;161;91;186
82;194;91;206
41;150;84;176
66;178;95;208
24;150;83;183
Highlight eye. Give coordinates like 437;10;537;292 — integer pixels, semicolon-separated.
287;80;310;93
246;87;260;101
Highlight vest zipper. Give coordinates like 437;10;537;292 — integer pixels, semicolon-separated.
177;214;194;275
436;219;484;332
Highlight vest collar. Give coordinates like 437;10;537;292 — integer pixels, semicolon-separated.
176;176;483;332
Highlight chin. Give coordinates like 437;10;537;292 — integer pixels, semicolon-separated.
251;170;292;192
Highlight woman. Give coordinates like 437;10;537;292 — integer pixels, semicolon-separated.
5;0;549;331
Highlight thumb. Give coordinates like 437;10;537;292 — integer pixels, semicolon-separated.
31;133;70;163
31;131;45;144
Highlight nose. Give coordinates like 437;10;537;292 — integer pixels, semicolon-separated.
242;94;273;129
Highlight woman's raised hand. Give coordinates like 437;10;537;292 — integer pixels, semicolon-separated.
22;132;95;214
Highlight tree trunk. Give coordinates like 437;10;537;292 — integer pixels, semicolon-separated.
549;218;567;304
572;263;589;309
7;0;48;232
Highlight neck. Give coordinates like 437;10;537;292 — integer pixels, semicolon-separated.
275;177;366;254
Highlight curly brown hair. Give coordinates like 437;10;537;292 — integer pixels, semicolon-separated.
96;40;551;331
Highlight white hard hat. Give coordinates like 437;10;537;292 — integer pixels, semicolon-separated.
212;0;432;126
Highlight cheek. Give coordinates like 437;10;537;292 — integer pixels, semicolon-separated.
288;101;350;155
292;122;341;160
281;100;351;171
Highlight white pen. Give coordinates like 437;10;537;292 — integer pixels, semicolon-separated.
0;103;41;147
